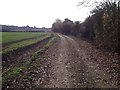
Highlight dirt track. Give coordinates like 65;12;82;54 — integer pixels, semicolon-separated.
36;34;118;88
2;34;119;89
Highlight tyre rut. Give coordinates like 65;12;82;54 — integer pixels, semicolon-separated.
41;34;118;88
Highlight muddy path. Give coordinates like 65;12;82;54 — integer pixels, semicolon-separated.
39;34;119;88
2;34;119;89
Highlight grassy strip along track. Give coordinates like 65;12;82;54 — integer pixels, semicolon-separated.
2;33;58;86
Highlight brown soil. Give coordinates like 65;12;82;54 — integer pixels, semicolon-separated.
2;36;52;72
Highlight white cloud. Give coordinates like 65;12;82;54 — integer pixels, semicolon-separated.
0;0;91;27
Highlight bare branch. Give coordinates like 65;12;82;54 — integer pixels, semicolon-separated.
77;0;119;9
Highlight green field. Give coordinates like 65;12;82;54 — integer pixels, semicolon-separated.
3;34;51;54
2;32;46;44
1;32;52;54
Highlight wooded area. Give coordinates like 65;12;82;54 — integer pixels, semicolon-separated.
52;0;120;53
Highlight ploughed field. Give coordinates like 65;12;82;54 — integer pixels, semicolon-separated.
1;32;58;89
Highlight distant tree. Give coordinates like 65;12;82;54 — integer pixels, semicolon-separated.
52;18;74;35
71;21;81;36
34;26;36;28
62;18;74;35
52;19;63;33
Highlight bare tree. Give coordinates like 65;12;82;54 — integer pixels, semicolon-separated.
77;0;100;8
77;0;119;8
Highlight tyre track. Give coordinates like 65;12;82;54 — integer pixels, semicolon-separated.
42;34;118;88
45;34;71;88
64;35;118;88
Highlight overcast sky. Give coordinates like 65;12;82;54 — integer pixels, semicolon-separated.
0;0;95;28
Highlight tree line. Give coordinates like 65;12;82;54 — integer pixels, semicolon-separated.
52;0;120;53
